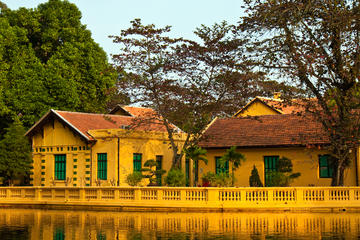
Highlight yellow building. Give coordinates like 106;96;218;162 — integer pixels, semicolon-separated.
199;97;360;187
25;107;185;187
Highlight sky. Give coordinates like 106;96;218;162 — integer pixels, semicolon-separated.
6;0;244;59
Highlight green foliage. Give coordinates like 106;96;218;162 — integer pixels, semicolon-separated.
214;173;233;187
249;165;263;187
111;19;263;169
201;171;233;187
266;157;301;187
0;119;31;185
184;145;208;186
125;172;143;187
220;146;245;186
201;172;217;187
0;0;116;130
165;168;186;187
141;159;166;186
241;0;360;186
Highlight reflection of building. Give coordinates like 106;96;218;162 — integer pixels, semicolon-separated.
199;96;360;186
25;106;185;186
0;209;358;239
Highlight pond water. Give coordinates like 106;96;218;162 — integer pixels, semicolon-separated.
0;208;359;239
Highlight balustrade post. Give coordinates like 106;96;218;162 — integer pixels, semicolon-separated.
207;188;218;202
64;189;69;201
157;188;163;201
6;189;10;199
240;189;247;203
268;188;274;203
296;188;304;205
349;188;355;202
51;189;55;200
114;189;119;200
324;188;330;201
79;188;85;201
35;188;41;201
180;188;187;201
97;188;101;200
21;188;25;198
134;188;141;201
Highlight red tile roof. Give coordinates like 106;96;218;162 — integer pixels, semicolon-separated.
122;106;159;118
55;110;168;140
199;114;329;148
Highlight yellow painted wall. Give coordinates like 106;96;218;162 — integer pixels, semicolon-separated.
199;147;357;187
236;100;280;117
30;119;185;187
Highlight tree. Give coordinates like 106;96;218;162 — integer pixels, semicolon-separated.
184;145;208;186
249;165;263;187
220;146;246;186
141;159;166;186
111;19;262;168
266;157;300;187
240;0;360;185
0;0;116;130
0;119;31;185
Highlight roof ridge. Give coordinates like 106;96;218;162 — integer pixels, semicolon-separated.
55;110;134;118
123;105;154;110
257;96;282;102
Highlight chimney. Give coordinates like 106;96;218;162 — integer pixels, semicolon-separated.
273;92;281;99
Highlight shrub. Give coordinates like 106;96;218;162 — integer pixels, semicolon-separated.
214;172;233;187
201;172;217;187
165;168;186;187
126;172;143;186
266;157;301;187
249;165;263;187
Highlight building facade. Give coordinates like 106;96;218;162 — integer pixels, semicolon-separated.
199;97;360;187
25;107;185;187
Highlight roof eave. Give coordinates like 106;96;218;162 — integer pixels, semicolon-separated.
25;109;92;143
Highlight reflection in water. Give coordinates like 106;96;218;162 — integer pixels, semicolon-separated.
0;209;359;239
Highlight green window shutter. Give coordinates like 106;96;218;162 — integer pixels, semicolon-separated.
319;155;332;178
54;154;66;180
54;228;65;240
156;155;163;185
215;157;229;175
133;153;142;172
97;153;107;180
264;156;279;186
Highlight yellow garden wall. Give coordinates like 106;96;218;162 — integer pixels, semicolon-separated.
30;119;185;187
199;147;357;187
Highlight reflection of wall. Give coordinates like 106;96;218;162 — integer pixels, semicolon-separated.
0;209;359;239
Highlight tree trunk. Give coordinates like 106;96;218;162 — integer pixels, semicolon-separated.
331;159;346;186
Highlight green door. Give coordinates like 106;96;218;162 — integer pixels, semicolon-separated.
264;156;279;186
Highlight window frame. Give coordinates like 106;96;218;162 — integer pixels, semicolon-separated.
264;155;279;187
319;154;333;178
133;153;142;172
97;153;107;180
54;154;66;180
215;156;229;175
156;155;163;185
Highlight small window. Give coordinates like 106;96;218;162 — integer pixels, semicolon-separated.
215;156;229;175
97;153;107;180
319;155;333;178
133;153;142;172
55;154;66;180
